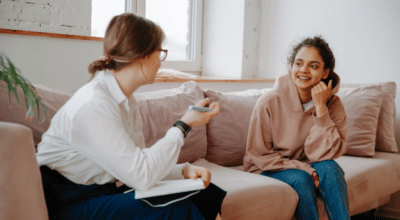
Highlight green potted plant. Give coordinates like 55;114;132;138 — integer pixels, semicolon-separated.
0;52;47;123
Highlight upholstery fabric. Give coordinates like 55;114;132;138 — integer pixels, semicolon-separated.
135;81;207;163
192;158;298;220
0;81;74;145
336;152;400;215
203;88;272;166
0;122;49;220
229;152;400;218
342;82;397;153
336;85;384;157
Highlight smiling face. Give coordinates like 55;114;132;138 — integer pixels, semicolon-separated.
291;46;330;93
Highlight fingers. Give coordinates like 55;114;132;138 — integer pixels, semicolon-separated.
312;172;320;188
208;102;220;117
188;166;211;188
189;170;198;179
312;81;331;94
328;79;333;90
200;169;211;188
195;98;210;107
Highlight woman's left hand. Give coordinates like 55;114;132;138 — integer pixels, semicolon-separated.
311;80;332;117
182;164;211;188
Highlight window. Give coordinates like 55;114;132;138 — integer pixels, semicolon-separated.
91;0;125;38
91;0;203;73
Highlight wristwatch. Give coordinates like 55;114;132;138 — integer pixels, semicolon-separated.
173;120;191;138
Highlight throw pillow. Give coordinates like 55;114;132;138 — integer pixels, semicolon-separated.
342;82;397;153
135;81;207;163
203;88;272;166
0;82;74;145
336;85;384;157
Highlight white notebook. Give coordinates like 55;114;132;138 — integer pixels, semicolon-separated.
132;178;205;199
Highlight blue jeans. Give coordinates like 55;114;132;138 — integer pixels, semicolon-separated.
261;160;350;220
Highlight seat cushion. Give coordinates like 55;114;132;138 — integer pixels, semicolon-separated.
335;152;400;215
226;152;400;217
192;158;298;220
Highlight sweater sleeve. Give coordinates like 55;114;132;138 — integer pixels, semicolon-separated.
244;101;316;175
304;96;348;162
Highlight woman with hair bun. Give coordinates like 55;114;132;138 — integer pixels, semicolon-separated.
37;13;225;220
244;36;350;220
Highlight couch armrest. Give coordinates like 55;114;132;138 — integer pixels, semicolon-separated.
0;122;49;220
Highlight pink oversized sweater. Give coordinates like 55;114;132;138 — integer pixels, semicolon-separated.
243;72;348;175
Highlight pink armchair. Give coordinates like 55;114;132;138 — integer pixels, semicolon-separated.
0;122;48;220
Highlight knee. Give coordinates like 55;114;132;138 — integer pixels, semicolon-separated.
313;160;345;180
285;170;315;191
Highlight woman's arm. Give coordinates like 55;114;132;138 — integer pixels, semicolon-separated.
71;100;185;191
244;100;316;175
304;95;348;162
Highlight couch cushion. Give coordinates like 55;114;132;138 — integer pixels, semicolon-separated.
342;82;397;153
336;85;384;157
192;158;298;220
135;81;207;163
203;88;272;166
0;81;74;145
228;152;400;218
336;152;400;215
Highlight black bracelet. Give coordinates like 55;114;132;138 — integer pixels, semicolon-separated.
173;120;191;138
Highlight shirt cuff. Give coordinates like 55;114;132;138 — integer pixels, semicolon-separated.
162;162;188;180
168;127;185;141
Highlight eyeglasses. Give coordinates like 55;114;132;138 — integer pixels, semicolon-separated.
159;49;168;61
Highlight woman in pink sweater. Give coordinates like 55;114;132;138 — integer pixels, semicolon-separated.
244;36;350;220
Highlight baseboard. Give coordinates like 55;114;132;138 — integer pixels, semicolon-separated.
376;207;400;220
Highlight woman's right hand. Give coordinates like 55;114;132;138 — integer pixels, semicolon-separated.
312;171;320;188
180;98;220;127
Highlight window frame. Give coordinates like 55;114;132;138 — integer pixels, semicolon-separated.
127;0;203;73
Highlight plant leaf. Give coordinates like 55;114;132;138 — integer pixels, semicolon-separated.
0;52;48;123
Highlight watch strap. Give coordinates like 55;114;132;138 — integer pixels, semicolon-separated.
173;120;191;138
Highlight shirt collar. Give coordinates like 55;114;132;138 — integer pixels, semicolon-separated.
98;71;128;105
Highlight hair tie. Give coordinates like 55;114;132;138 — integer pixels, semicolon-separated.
101;56;112;66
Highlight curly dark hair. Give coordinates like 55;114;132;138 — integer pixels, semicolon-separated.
287;36;335;84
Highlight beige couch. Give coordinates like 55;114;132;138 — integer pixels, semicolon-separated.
0;80;399;220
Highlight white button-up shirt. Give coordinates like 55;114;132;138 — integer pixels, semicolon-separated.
36;71;185;190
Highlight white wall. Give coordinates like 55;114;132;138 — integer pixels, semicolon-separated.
242;0;261;78
0;33;102;90
202;0;245;78
202;0;262;79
